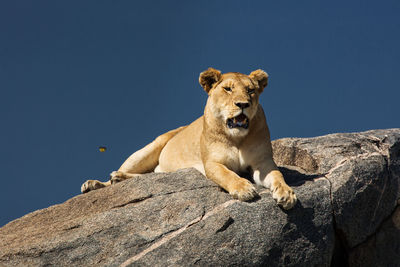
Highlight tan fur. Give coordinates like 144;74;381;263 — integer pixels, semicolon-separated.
81;68;297;209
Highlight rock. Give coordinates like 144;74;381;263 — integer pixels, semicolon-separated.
348;205;400;267
0;129;399;266
128;177;334;267
273;129;400;249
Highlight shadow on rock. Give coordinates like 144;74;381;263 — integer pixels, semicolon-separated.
279;166;322;186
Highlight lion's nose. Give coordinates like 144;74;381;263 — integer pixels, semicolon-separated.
235;102;250;109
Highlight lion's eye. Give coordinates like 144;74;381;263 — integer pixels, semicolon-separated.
247;88;255;94
223;87;232;92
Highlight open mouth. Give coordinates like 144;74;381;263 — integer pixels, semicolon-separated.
227;113;249;129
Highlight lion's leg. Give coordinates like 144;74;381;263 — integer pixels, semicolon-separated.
81;180;111;193
115;126;186;176
253;160;297;209
81;126;186;193
109;171;143;184
204;162;258;201
81;173;143;193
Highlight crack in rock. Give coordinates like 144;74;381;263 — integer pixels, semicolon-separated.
120;200;236;267
112;195;153;209
322;174;350;265
111;185;217;209
62;224;82;231
215;217;234;233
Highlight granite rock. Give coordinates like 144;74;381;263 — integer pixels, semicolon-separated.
1;129;399;266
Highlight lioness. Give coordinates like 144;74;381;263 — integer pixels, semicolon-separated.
82;68;297;209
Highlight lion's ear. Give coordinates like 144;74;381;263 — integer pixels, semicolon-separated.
199;67;222;93
249;69;269;93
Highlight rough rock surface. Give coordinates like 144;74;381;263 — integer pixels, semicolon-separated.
1;129;399;267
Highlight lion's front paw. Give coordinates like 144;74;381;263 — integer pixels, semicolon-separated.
229;178;258;202
272;183;297;210
81;180;106;193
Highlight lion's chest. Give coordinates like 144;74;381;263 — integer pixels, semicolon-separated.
225;148;253;173
238;150;250;171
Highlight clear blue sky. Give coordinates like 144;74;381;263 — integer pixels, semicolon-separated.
1;1;399;226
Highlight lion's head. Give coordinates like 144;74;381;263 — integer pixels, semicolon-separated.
199;67;268;136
